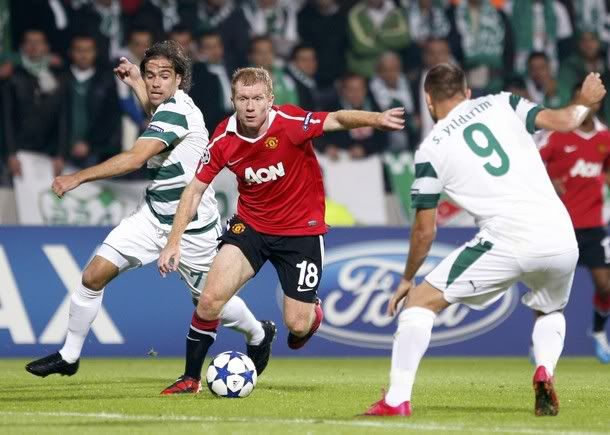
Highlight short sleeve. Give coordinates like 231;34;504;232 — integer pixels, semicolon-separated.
410;148;443;209
195;128;228;184
277;104;329;145
140;104;189;146
504;92;545;135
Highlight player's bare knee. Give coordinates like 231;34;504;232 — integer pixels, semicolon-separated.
196;292;223;320
405;282;448;313
81;267;106;291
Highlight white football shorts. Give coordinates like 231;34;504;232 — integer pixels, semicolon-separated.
425;235;579;313
97;206;222;300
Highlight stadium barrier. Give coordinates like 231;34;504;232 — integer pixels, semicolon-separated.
0;226;596;357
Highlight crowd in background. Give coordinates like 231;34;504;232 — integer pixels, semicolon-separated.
1;0;610;187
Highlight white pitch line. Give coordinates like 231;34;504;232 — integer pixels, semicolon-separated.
0;411;606;435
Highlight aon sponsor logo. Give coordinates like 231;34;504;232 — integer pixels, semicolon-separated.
570;159;603;178
244;162;285;184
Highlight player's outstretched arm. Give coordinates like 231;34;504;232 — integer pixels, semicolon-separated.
113;57;153;116
158;177;209;276
535;72;606;132
51;139;165;197
323;107;405;132
388;208;437;316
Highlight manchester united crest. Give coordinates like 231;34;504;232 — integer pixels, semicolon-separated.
265;136;279;149
231;223;246;234
598;143;607;154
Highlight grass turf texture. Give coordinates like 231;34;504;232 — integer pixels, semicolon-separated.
1;357;609;434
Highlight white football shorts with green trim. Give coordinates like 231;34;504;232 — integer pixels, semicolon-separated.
425;235;578;313
98;205;221;299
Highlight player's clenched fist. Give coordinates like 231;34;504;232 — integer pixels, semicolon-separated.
113;56;141;86
580;72;606;106
158;243;181;277
52;174;80;198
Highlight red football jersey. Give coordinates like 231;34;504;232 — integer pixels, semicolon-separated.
539;120;610;229
196;105;329;236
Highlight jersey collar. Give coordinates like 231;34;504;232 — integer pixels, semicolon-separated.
574;117;606;140
227;108;278;143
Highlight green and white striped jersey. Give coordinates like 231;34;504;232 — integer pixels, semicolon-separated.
412;92;576;256
140;90;218;233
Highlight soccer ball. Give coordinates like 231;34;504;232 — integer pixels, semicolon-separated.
206;351;257;398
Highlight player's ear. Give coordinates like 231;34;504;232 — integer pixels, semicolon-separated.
268;93;274;110
176;74;182;88
465;88;472;99
425;92;433;110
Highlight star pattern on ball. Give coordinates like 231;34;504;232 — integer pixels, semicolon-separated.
242;369;255;386
213;362;232;384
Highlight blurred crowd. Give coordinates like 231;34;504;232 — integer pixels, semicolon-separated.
1;0;610;186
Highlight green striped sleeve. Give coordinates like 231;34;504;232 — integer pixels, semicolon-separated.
411;192;440;209
140;130;179;146
415;162;438;179
150;110;188;129
526;106;544;134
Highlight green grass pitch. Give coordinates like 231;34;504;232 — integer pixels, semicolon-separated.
1;357;609;434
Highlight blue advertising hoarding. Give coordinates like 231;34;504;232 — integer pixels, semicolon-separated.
0;226;597;357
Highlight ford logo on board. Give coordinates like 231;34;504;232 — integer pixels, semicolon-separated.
315;240;519;349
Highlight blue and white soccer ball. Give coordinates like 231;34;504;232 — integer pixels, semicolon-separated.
206;351;257;398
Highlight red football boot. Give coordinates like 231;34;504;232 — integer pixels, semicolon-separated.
533;366;559;416
362;391;412;416
287;298;323;350
160;375;202;395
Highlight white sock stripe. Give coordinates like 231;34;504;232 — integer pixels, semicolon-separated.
189;326;217;338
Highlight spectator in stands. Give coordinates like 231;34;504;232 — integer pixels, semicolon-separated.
62;34;121;167
242;0;299;59
571;0;606;37
0;0;13;81
317;73;387;159
130;0;182;41
168;24;196;58
298;0;348;90
370;51;417;152
190;32;229;132
525;51;561;108
509;0;573;75
187;0;250;73
400;0;450;46
11;0;70;59
249;35;298;105
346;0;409;78
447;0;514;95
70;0;126;63
558;31;607;105
115;28;152;150
285;44;319;110
414;37;451;139
2;29;65;178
